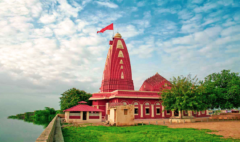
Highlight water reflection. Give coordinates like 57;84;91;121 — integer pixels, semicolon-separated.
8;116;50;128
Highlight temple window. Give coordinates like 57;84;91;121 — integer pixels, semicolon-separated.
156;103;160;105
134;108;138;115
117;40;124;49
134;102;138;105
124;109;128;115
202;111;205;114
121;72;124;79
121;66;123;69
123;102;127;105
69;111;80;119
118;50;124;57
167;110;170;114
145;108;150;115
156;108;160;114
89;112;99;116
120;60;123;64
145;102;149;105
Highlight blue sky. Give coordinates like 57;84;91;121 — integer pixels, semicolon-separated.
0;0;240;102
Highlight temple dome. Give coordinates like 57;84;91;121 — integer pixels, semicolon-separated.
139;73;171;91
114;32;122;38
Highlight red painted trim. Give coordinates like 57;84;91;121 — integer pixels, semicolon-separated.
89;116;99;119
69;116;80;119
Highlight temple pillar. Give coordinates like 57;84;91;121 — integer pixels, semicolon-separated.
151;104;154;117
198;111;201;116
100;112;102;121
162;106;165;117
179;111;182;118
140;104;143;118
188;111;192;116
81;111;83;120
106;103;109;112
87;112;89;121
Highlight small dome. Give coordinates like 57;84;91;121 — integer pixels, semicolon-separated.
114;33;122;38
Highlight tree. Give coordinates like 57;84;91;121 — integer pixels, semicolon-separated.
60;88;92;111
161;74;208;118
202;70;240;109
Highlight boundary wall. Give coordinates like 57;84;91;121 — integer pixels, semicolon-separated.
35;115;64;142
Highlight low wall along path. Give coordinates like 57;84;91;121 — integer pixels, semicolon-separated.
35;115;64;142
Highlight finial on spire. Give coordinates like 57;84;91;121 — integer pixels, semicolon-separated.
114;32;122;38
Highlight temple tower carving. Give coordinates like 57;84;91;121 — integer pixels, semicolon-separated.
100;33;134;92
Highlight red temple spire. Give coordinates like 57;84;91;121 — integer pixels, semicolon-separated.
100;33;134;92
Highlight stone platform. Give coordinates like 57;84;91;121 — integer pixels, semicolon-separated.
169;118;196;123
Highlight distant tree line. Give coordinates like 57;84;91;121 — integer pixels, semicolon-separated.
8;107;57;128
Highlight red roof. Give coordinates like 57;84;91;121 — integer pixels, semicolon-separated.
78;101;87;103
145;73;168;86
63;104;104;112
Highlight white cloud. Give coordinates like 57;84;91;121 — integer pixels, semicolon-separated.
192;0;203;4
152;20;178;38
222;19;236;27
178;10;193;20
118;25;144;38
137;1;145;7
39;13;58;24
58;0;82;17
83;11;123;25
202;17;221;26
32;27;53;38
221;25;240;37
194;2;218;13
53;18;76;36
76;19;89;31
180;14;202;33
0;0;41;17
128;37;155;58
95;1;118;8
234;12;240;21
156;8;177;14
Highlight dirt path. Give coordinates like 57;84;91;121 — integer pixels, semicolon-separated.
165;121;240;139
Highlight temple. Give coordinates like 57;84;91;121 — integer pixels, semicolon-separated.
89;33;209;120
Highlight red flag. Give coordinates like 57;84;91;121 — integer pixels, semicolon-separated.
97;23;113;33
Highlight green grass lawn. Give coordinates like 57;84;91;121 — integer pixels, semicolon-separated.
62;124;240;142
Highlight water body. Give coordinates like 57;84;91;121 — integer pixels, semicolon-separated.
0;94;59;142
0;117;45;142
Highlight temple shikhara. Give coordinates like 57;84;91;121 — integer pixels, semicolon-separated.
88;33;209;123
64;33;209;125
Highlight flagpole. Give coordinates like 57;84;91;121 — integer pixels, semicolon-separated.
112;24;114;38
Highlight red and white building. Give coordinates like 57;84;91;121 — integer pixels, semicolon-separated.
89;33;209;120
64;101;103;123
